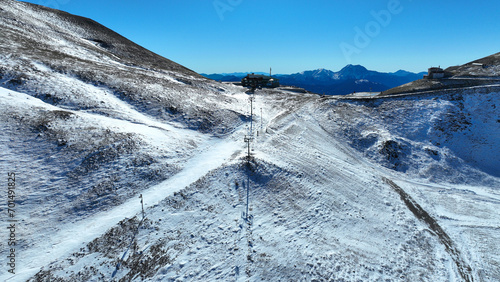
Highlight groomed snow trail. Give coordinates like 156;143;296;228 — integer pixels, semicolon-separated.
3;133;243;282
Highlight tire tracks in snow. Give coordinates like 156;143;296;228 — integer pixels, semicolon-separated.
383;177;474;282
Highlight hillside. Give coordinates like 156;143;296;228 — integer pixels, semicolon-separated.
1;1;499;281
382;53;500;96
446;52;500;77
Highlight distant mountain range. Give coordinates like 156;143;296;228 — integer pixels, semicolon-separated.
202;65;426;95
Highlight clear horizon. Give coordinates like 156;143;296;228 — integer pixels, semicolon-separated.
21;0;500;75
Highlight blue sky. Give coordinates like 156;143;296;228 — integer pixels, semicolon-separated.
24;0;500;74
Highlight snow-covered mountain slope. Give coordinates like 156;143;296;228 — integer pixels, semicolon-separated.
447;52;500;77
0;0;245;135
11;87;498;282
1;84;247;280
1;1;499;281
320;86;500;181
382;53;500;96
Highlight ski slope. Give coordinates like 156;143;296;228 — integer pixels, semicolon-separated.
1;1;499;280
1;76;499;281
1;86;245;281
7;136;242;281
2;87;495;281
